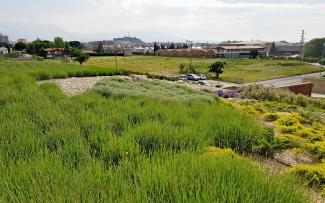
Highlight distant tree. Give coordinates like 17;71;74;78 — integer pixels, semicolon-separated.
169;43;175;49
5;43;12;53
71;49;89;64
95;41;104;54
304;38;325;58
14;42;27;51
249;50;259;59
53;37;65;48
76;52;89;65
68;41;82;49
208;61;226;78
27;40;53;57
269;42;277;56
161;43;165;49
64;41;71;55
153;43;159;55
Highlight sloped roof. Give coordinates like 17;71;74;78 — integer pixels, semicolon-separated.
218;45;264;50
276;46;301;52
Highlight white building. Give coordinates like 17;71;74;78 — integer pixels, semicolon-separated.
0;47;8;54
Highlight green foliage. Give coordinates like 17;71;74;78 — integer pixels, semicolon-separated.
14;42;27;51
4;51;22;58
249;50;259;59
269;42;277;56
178;63;196;74
27;40;53;57
71;49;89;65
208;61;226;78
53;37;65;48
304;38;325;58
320;58;325;65
95;41;104;54
68;41;82;49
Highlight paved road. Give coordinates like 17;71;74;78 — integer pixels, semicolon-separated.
244;71;325;88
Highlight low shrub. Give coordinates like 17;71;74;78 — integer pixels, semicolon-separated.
304;141;325;159
263;113;280;122
239;85;325;109
287;162;325;193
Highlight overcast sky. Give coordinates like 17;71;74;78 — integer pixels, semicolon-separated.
0;0;324;42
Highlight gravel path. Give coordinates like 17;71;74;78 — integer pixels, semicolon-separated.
38;76;227;96
38;76;129;96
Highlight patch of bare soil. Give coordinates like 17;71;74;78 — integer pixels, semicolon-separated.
274;150;318;167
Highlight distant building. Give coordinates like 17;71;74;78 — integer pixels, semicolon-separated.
132;47;154;55
214;45;265;58
0;33;9;44
156;49;217;58
44;48;65;59
265;42;302;57
0;47;8;54
17;39;27;44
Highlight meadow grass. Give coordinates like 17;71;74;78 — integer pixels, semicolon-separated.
86;56;323;83
0;60;311;202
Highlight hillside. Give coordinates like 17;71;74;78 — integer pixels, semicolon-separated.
0;60;312;202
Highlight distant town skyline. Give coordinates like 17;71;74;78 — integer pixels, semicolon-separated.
1;0;324;42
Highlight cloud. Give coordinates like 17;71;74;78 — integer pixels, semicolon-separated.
1;0;324;42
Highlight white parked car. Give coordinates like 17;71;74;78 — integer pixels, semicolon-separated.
197;74;207;80
178;75;187;80
187;74;200;81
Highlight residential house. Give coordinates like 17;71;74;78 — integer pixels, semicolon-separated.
44;48;65;59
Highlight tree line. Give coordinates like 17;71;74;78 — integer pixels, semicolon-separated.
9;37;88;64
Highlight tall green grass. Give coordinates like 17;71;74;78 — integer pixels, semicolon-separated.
0;60;311;202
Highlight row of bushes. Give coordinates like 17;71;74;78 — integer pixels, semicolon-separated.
239;85;325;109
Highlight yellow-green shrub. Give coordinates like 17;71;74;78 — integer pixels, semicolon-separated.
205;147;236;157
287;162;325;190
243;106;260;116
254;103;267;113
297;128;323;142
274;134;307;149
277;115;303;134
263;113;280;122
304;141;325;159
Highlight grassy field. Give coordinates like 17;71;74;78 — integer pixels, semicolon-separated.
86;56;323;83
0;60;311;202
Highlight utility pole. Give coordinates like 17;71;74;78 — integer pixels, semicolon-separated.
114;45;118;70
319;43;325;68
300;30;306;59
189;41;193;69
